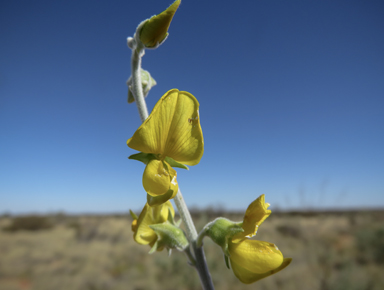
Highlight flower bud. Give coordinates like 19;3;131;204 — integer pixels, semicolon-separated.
139;0;181;48
127;69;157;103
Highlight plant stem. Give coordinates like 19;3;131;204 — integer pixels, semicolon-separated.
174;190;215;290
129;41;215;290
131;48;148;122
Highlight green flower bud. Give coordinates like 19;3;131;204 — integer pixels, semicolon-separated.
127;68;157;103
139;0;181;48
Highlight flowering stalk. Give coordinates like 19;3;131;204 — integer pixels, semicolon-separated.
129;25;148;122
128;28;214;290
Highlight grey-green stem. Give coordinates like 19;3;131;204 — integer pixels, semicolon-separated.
131;48;148;122
174;190;215;290
129;39;214;290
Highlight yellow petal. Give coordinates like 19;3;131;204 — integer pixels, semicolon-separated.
152;200;175;221
134;201;174;245
230;257;292;284
228;239;283;274
232;194;271;242
134;203;157;245
143;159;178;197
127;89;204;166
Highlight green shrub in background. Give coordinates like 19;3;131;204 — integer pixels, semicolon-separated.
356;225;384;265
3;215;52;232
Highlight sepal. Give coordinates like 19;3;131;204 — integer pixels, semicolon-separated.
164;156;189;170
166;207;182;227
129;209;138;220
128;152;157;165
224;254;230;269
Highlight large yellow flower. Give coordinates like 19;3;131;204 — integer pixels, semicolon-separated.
127;89;204;205
131;201;175;250
228;195;291;284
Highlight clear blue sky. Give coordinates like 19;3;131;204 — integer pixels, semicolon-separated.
1;0;383;214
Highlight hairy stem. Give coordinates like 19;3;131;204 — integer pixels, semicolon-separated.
129;38;214;290
174;190;215;290
131;48;148;122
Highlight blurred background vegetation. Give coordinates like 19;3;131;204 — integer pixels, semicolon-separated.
1;209;383;290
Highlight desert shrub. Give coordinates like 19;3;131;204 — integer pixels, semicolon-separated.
355;225;384;265
276;225;302;239
3;215;52;232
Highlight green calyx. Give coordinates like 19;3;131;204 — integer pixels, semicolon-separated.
149;221;189;253
202;218;243;256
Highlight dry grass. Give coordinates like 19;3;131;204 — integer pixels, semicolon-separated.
0;210;383;290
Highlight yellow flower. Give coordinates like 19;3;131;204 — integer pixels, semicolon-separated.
127;89;204;204
132;201;175;250
228;195;292;284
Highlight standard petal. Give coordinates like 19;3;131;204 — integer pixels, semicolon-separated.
232;194;271;242
162;90;204;165
143;159;178;197
228;239;284;274
230;257;292;284
127;89;204;165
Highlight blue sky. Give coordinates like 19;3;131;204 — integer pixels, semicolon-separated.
1;0;383;214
